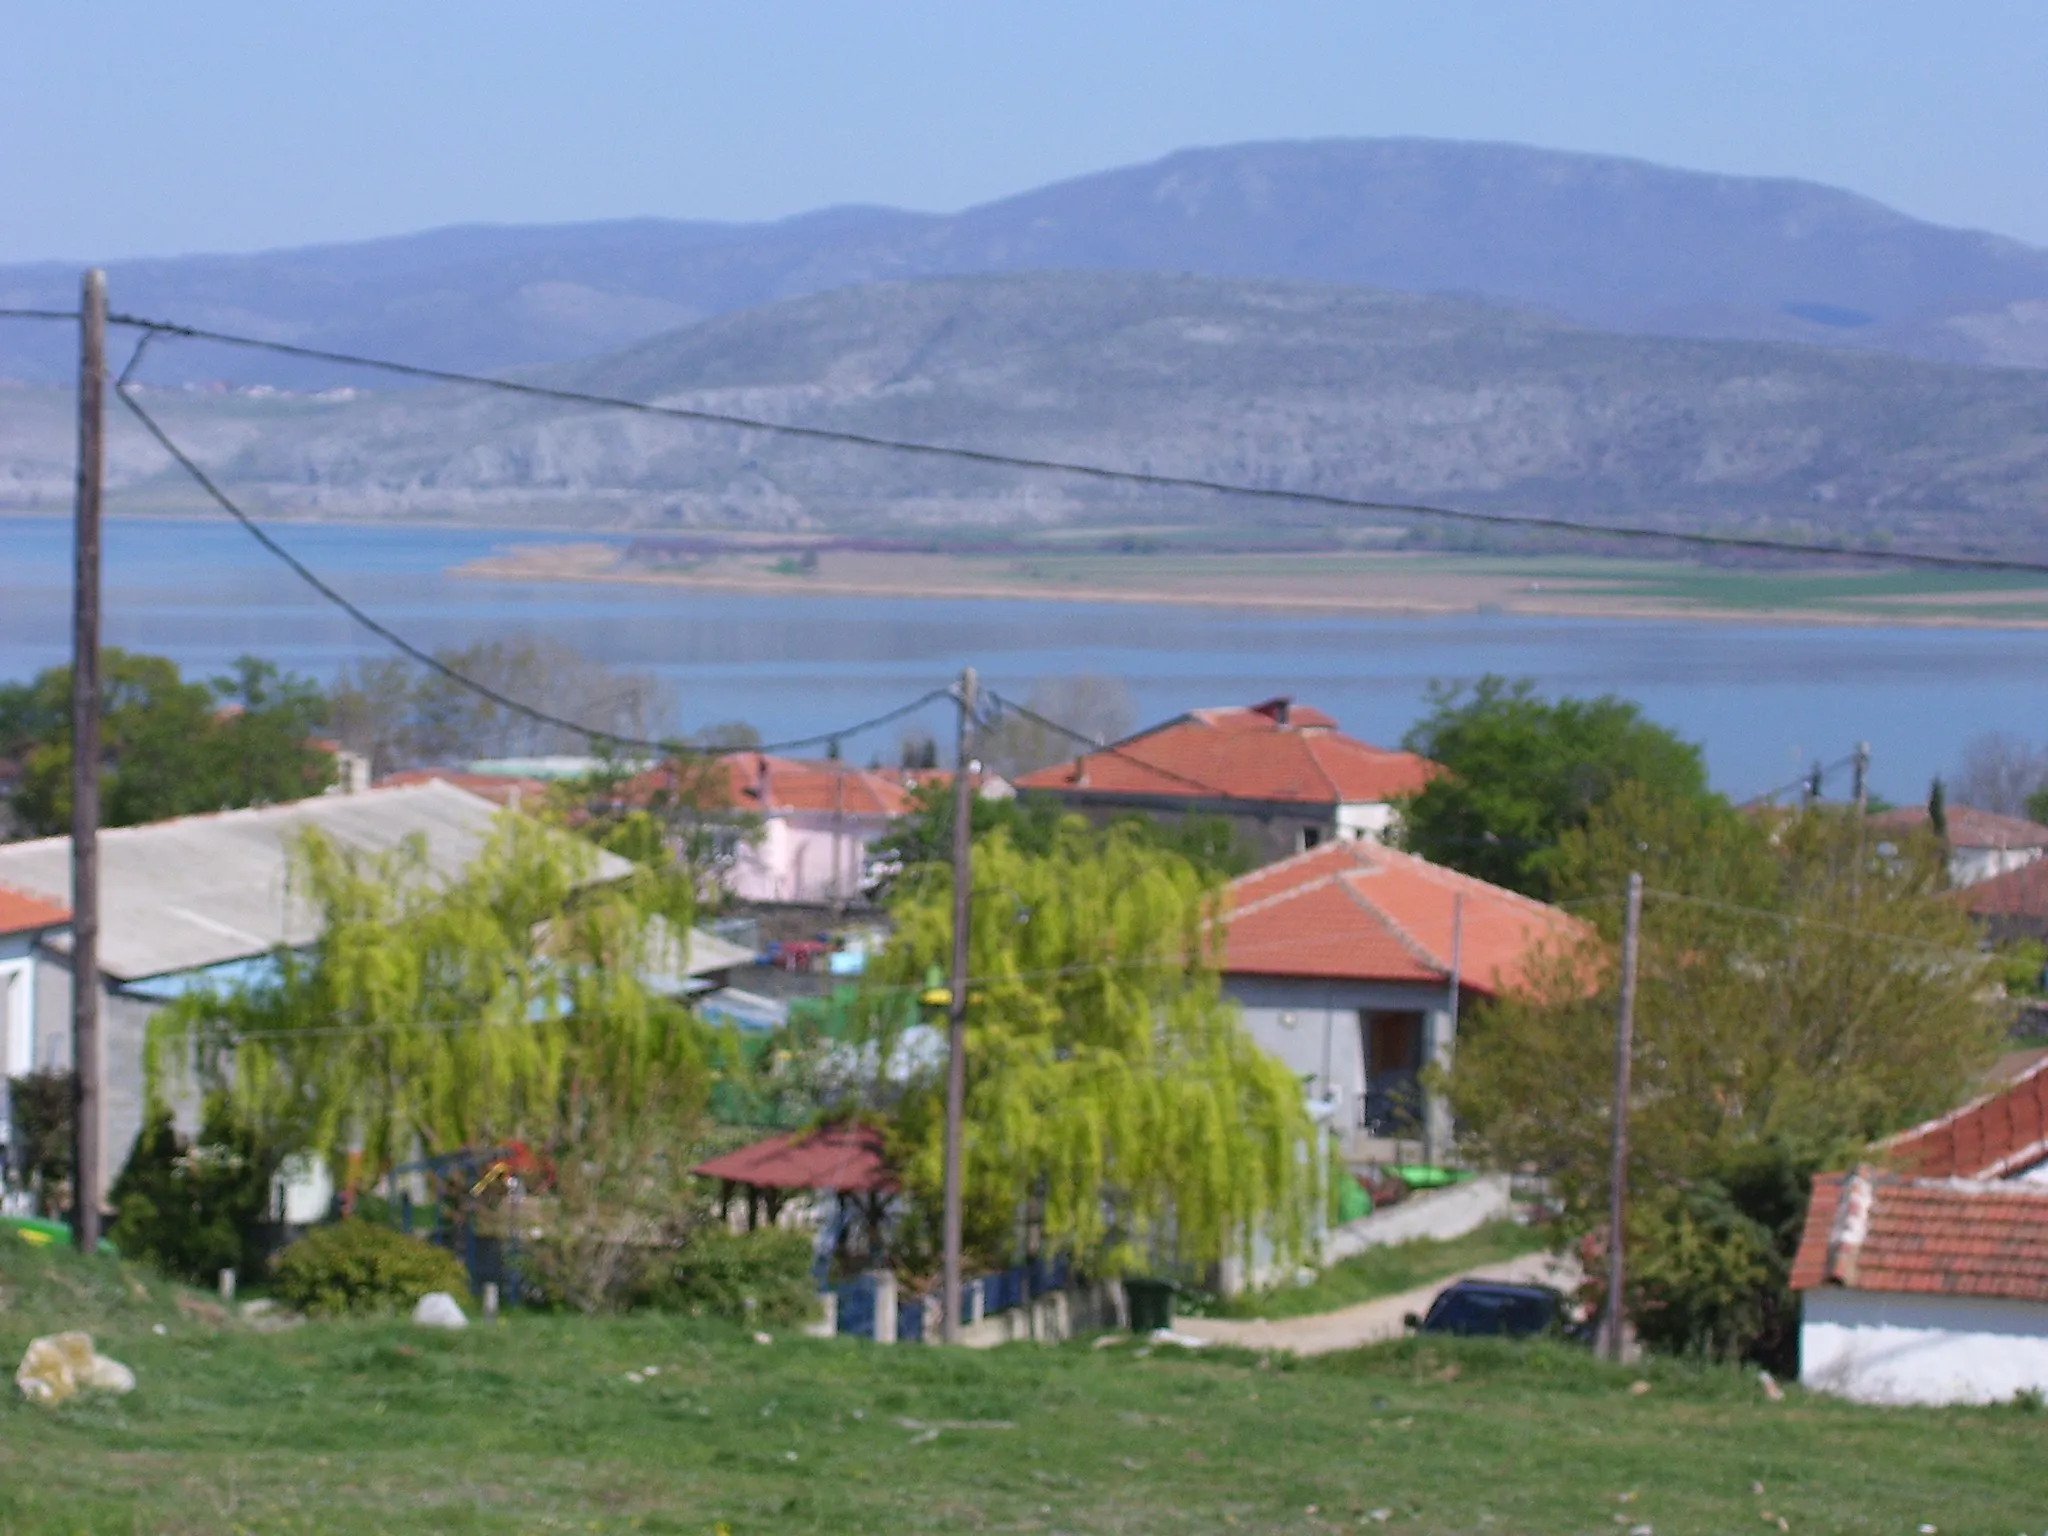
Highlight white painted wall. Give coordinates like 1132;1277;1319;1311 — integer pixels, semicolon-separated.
727;812;892;905
1801;1288;2048;1405
1949;843;2044;888
1335;801;1397;842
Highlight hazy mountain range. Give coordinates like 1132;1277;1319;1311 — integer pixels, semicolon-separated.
9;270;2044;551
6;138;2048;386
4;138;2047;550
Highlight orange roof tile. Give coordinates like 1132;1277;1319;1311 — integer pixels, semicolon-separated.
1880;1056;2048;1181
1870;803;2048;851
1791;1168;2048;1302
0;882;69;937
621;755;920;819
1013;697;1439;807
1957;858;2048;922
1220;840;1589;996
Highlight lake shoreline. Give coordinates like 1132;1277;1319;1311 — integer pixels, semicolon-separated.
450;549;2048;633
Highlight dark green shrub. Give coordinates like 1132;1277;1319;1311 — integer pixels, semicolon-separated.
109;1098;275;1283
271;1219;470;1317
641;1227;816;1326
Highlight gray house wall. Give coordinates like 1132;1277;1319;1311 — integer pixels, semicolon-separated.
24;952;173;1208
1222;973;1457;1163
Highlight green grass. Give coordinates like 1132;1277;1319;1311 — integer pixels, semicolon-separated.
3;1230;2044;1534
1202;1219;1549;1321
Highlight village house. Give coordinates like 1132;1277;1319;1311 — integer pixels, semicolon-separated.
1216;840;1588;1163
1013;697;1439;867
1792;1056;2048;1404
2;883;71;1185
1870;802;2048;888
624;754;1009;908
0;780;745;1212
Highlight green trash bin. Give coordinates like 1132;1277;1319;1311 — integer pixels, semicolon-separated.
1125;1277;1176;1333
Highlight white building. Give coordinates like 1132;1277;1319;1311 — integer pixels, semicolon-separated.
1869;803;2048;888
1794;1167;2048;1406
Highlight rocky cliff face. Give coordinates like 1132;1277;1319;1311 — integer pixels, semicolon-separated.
18;272;2045;550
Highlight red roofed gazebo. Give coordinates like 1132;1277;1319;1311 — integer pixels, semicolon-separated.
693;1122;897;1240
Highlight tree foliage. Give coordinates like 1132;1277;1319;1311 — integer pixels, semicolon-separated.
1397;675;1709;896
873;818;1315;1277
108;1097;277;1285
2;651;332;836
1451;784;2004;1362
145;813;709;1187
326;637;674;775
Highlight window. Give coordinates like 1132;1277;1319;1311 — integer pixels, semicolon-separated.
1300;826;1323;851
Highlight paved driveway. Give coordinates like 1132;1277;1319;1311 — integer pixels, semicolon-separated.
1174;1249;1582;1357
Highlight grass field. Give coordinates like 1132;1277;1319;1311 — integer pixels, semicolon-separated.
1202;1220;1548;1322
3;1231;2044;1535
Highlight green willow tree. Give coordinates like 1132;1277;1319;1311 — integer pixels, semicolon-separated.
144;814;708;1186
1451;784;2004;1362
873;818;1315;1278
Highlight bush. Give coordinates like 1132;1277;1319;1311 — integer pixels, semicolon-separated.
271;1219;470;1317
109;1099;275;1284
641;1227;816;1326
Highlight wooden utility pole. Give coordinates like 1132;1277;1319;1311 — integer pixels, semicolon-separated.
70;269;106;1252
1852;742;1871;815
1600;871;1643;1362
940;666;976;1344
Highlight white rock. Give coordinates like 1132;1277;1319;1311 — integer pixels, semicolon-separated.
410;1291;468;1329
15;1332;136;1405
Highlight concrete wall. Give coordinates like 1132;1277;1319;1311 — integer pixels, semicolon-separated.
1222;974;1456;1162
1801;1288;2048;1405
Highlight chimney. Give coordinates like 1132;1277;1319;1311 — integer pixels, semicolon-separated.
1251;695;1293;726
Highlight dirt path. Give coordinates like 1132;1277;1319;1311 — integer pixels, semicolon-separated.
1174;1249;1582;1357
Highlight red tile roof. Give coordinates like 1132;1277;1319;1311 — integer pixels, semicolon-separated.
376;769;549;808
1220;840;1590;996
691;1122;896;1194
1791;1168;2048;1303
0;882;68;937
1880;1055;2048;1181
1870;803;2048;851
1013;697;1439;807
623;756;921;819
1956;858;2048;922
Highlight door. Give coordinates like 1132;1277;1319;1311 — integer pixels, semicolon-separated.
1361;1010;1425;1136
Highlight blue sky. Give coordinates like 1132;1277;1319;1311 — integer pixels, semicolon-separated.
5;1;2045;262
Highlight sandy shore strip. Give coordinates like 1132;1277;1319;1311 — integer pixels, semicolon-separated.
452;543;2048;631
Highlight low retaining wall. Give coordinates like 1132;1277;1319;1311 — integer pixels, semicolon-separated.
1324;1173;1514;1263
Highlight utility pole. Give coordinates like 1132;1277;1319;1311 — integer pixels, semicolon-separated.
940;666;976;1344
70;269;106;1252
1599;871;1643;1363
1852;742;1871;815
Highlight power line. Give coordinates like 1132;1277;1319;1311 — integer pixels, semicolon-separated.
981;689;1237;800
113;363;954;759
0;307;80;323
103;308;2048;578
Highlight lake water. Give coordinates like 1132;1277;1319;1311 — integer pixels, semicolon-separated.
2;513;2042;805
